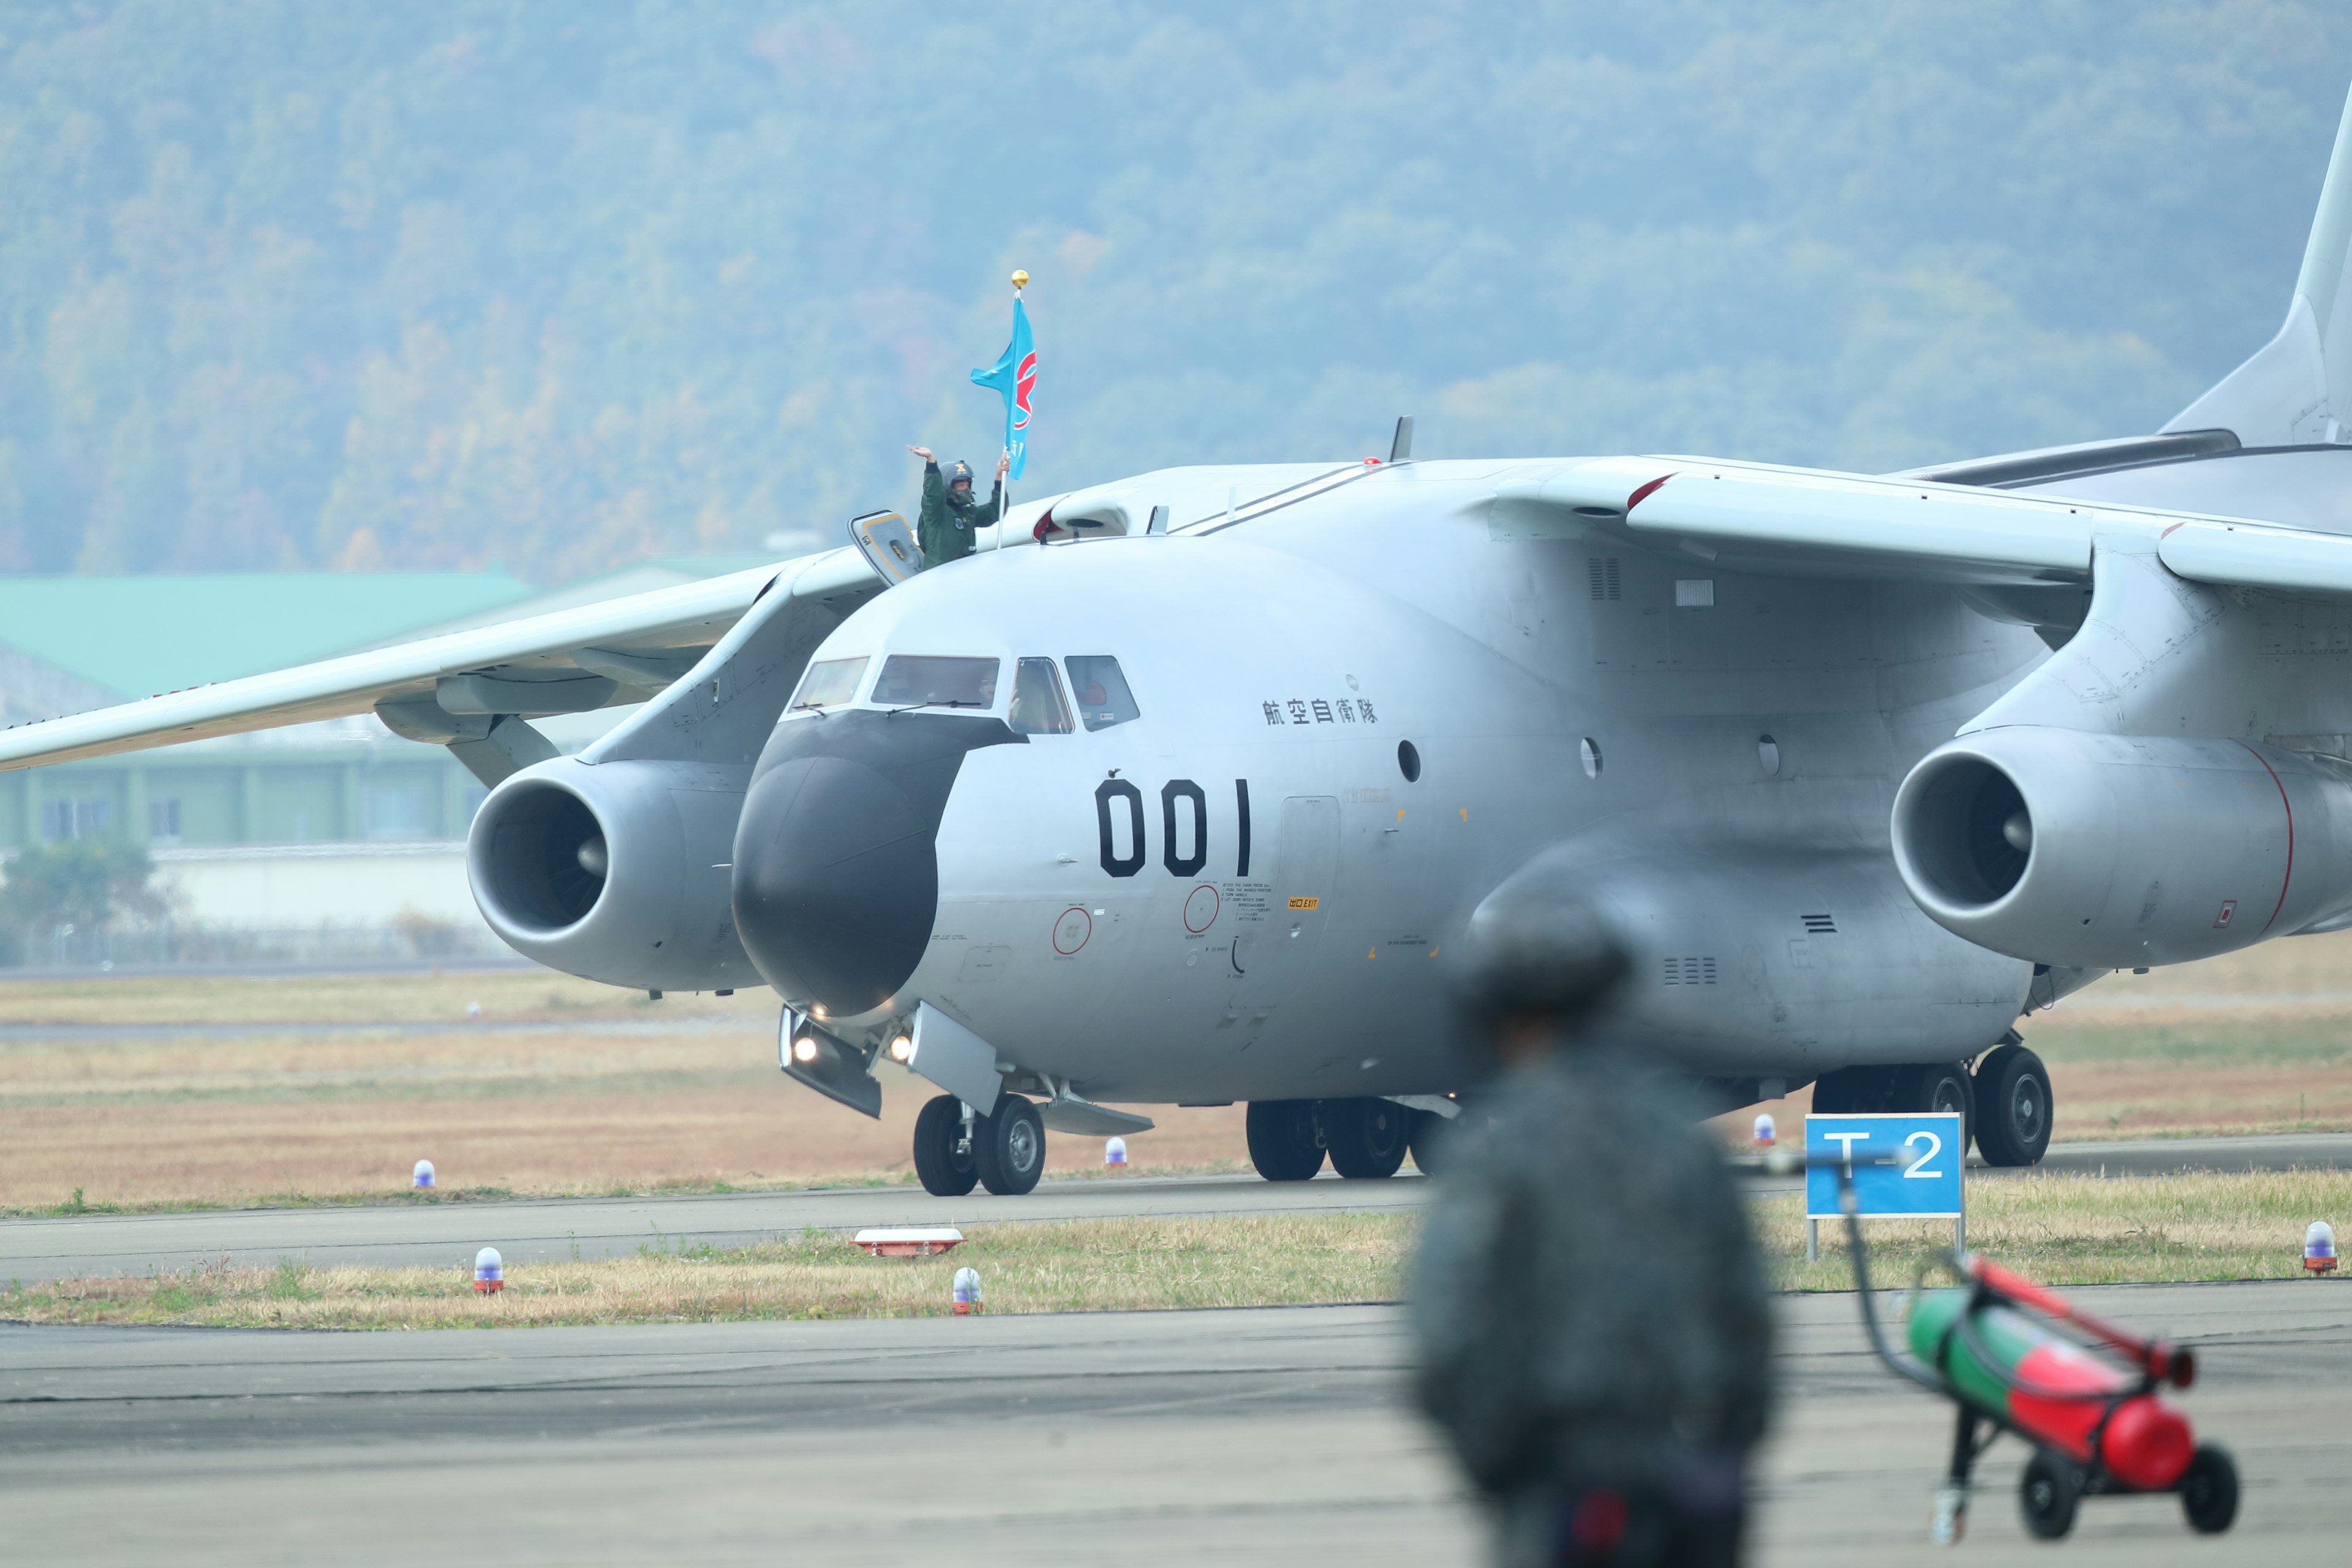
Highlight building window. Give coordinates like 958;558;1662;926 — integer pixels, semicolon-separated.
40;798;110;841
149;798;182;841
362;787;431;841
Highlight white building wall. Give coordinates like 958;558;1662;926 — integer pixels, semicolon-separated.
151;842;492;935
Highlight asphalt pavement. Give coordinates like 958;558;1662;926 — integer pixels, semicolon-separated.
2;1280;2343;1564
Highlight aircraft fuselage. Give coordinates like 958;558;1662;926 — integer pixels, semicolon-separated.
729;459;2045;1102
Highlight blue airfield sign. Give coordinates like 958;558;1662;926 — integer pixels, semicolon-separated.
1805;1112;1966;1219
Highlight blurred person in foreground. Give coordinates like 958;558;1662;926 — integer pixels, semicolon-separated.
1411;895;1774;1568
907;444;1007;567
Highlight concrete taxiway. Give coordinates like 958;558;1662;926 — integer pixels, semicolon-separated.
4;1131;2346;1286
2;1279;2343;1565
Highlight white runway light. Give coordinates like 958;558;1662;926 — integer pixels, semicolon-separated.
2306;1220;2337;1275
854;1227;963;1257
466;1001;482;1019
412;1159;435;1189
952;1266;982;1316
474;1246;504;1294
1104;1136;1128;1166
1752;1114;1776;1147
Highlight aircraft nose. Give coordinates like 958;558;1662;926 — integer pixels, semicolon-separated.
731;709;1019;1016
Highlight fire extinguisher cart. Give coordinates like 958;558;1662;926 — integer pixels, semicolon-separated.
1831;1167;2240;1542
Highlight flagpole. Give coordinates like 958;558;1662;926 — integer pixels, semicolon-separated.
998;269;1027;551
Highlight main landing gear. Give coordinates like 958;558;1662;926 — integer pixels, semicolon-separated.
913;1093;1046;1197
1811;1039;2053;1166
1246;1098;1433;1182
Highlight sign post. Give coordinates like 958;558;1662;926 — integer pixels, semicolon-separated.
1804;1112;1966;1262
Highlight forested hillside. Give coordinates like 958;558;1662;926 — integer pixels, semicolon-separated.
2;2;2348;581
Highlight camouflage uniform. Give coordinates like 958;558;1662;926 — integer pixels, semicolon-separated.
916;461;1001;568
1411;900;1773;1567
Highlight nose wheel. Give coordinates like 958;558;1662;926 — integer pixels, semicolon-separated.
913;1093;1046;1197
913;1094;979;1196
975;1095;1046;1196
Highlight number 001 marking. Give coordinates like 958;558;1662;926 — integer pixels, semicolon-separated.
1902;1129;1943;1178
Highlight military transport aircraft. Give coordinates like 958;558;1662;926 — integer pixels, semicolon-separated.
11;89;2352;1197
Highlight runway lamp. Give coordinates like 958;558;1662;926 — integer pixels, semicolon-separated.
412;1159;435;1189
1104;1136;1128;1167
466;1001;482;1019
953;1266;982;1316
1752;1114;1776;1148
2307;1220;2337;1275
474;1246;504;1293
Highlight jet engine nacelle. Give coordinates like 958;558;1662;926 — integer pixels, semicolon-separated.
1892;726;2352;969
467;755;755;992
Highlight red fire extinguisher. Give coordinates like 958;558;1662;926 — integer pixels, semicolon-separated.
1833;1169;2239;1542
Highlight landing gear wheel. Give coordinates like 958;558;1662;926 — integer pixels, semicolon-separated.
2019;1448;2081;1540
1973;1044;2053;1167
1321;1098;1409;1179
1898;1061;1975;1150
912;1094;979;1197
2180;1444;2239;1534
1245;1099;1326;1182
974;1095;1046;1196
1810;1065;1891;1114
1407;1109;1450;1176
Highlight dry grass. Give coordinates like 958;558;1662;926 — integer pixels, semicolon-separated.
11;933;2352;1215
6;1171;2342;1330
0;968;764;1026
0;1214;1409;1329
1758;1167;2352;1291
1713;927;2352;1147
0;971;1251;1212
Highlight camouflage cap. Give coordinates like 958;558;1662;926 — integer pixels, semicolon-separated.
1452;890;1629;1033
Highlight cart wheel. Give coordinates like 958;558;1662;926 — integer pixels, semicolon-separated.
2179;1444;2239;1534
2020;1449;2081;1540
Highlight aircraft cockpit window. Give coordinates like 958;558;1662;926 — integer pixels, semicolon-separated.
1063;655;1140;732
874;654;1000;711
1009;657;1075;735
788;655;869;712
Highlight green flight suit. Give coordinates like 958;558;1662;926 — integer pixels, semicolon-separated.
916;463;1002;568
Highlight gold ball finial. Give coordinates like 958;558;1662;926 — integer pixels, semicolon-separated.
1011;270;1030;290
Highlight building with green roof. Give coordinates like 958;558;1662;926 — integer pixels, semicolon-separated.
0;559;781;960
0;572;537;721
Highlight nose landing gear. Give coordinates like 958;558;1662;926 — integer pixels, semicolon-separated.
913;1092;1047;1197
912;1094;978;1196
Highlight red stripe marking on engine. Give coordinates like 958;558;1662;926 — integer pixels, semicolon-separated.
1625;473;1675;513
2237;741;2294;933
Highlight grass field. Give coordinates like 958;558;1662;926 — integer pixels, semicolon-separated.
3;929;2351;1213
7;1170;2344;1329
0;969;1250;1212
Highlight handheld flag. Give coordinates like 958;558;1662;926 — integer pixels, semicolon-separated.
970;296;1036;481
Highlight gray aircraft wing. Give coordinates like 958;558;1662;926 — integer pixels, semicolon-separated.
1496;454;2352;595
0;547;883;782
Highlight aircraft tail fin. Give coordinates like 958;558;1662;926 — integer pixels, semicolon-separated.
2164;80;2352;446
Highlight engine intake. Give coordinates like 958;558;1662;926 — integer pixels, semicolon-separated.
1893;727;2352;968
468;756;754;992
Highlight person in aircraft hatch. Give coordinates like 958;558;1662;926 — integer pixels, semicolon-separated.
908;445;1007;568
1411;896;1773;1568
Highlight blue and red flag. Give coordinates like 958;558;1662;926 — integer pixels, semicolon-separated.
970;297;1036;481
